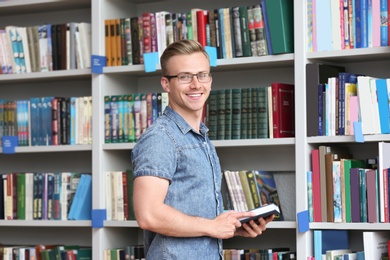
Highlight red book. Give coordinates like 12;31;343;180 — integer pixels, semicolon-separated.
142;12;152;53
271;83;295;138
311;149;322;222
196;10;208;46
122;171;129;220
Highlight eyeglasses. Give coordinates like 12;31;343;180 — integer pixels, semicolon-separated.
164;72;212;84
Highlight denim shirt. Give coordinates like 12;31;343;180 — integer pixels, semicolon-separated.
132;106;223;260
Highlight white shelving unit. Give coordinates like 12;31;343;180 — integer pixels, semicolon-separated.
4;0;389;258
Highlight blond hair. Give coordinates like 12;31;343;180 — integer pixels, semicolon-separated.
160;40;209;76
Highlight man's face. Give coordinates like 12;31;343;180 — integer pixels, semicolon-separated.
161;52;212;117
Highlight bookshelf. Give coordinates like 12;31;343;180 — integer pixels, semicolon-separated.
0;0;93;252
3;0;390;259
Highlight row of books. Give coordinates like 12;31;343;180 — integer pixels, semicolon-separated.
309;142;390;223
311;229;390;260
207;83;295;140
222;170;284;221
316;71;390;136
0;172;92;221
104;0;294;67
0;244;92;260
105;170;135;221
0;96;92;147
103;245;144;260
104;93;168;144
0;23;91;75
223;247;295;260
308;0;390;52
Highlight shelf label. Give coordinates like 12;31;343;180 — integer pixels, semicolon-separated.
353;122;364;143
144;52;159;72
91;55;106;74
297;210;309;233
91;209;107;228
204;46;217;67
2;136;17;154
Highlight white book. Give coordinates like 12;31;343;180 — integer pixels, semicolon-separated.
369;77;381;133
267;86;273;138
114;171;124;221
330;0;341;50
17;27;32;73
326;249;351;260
155;11;170;58
78;22;91;68
363;231;390;259
1;29;14;74
357;76;380;134
25;173;34;220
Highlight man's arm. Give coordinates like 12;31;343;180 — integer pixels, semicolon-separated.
133;175;260;239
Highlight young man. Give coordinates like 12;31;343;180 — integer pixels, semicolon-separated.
132;40;274;259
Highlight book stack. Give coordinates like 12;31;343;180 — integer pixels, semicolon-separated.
309;142;390;223
105;169;135;221
207;83;295;140
309;0;390;51
222;170;284;221
0;244;92;260
307;64;390;137
0;172;92;221
103;1;294;67
0;96;92;147
0;23;91;74
104;92;168;143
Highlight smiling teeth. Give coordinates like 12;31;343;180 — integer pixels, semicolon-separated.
188;94;201;97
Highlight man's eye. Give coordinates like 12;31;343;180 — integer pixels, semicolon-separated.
199;73;208;78
179;74;191;80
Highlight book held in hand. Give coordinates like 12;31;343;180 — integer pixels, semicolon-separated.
239;203;280;224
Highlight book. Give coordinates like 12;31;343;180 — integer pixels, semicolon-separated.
378;142;390;222
363;231;390;259
313;230;349;260
326;249;352;260
271;83;295;138
343;159;366;222
238;203;280;224
67;174;92;220
311;148;321;222
305;64;345;137
254;170;283;220
366;169;379;223
264;0;294;54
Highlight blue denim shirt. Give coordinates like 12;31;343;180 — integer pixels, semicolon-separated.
132;106;223;260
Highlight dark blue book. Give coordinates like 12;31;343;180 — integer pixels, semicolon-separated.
314;230;349;260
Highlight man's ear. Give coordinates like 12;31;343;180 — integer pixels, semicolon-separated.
161;77;170;92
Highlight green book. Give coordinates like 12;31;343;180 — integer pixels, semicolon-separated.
239;6;252;57
344;159;366;222
257;86;269;138
231;88;242;139
224;89;232;140
240;88;250;139
217;89;226;140
16;173;26;220
250;87;258;139
264;0;294;54
126;169;136;220
207;90;218;140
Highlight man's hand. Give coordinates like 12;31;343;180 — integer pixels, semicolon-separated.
234;214;275;238
209;210;259;239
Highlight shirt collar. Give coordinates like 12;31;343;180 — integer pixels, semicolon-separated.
163;106;209;136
